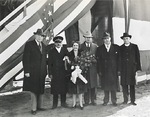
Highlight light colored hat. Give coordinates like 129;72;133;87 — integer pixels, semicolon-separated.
83;31;93;38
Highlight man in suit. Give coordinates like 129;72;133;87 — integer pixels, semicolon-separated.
48;36;69;109
80;31;98;106
96;32;120;106
120;33;141;105
22;29;47;115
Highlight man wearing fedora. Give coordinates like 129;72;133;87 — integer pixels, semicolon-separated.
96;32;120;106
48;36;69;109
80;31;98;106
120;33;141;105
22;28;47;115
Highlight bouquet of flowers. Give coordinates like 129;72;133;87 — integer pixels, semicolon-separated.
71;50;97;75
78;50;96;74
70;50;96;84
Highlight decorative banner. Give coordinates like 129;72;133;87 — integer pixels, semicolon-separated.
0;0;96;89
0;0;52;89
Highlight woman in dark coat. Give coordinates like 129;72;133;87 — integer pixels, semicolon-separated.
22;29;47;114
68;41;87;110
48;36;69;109
120;33;141;105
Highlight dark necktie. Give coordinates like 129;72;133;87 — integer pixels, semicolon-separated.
39;43;42;53
87;44;90;51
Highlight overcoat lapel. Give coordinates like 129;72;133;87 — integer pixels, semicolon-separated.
33;40;42;54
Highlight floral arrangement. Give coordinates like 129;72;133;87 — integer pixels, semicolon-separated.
71;50;96;75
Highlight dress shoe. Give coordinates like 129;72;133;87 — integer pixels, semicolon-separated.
61;103;68;108
112;103;117;106
37;108;46;111
122;101;127;104
91;102;97;106
31;110;36;115
72;104;76;109
130;102;137;106
102;103;107;106
84;103;89;107
52;105;57;109
79;105;84;110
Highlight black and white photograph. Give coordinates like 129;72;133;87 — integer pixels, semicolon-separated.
0;0;150;117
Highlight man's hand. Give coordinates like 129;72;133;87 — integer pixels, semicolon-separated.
49;75;53;79
63;56;71;64
25;73;30;77
135;71;139;85
118;71;121;76
91;59;97;63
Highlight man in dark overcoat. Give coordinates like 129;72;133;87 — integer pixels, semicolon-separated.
80;31;98;106
96;32;120;106
120;33;141;105
22;29;47;115
48;36;69;109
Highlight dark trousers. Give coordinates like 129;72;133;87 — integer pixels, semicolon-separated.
103;90;117;104
30;92;43;111
84;88;96;104
53;94;66;107
122;85;135;103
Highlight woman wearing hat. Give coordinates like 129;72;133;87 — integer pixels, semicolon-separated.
22;29;47;115
120;33;141;105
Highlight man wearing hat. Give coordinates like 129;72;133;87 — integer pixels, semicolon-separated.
120;33;141;105
22;28;47;115
80;31;98;106
48;36;69;109
96;32;120;106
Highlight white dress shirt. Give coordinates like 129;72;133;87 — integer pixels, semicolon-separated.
104;43;111;52
86;43;91;47
55;47;61;53
124;43;130;47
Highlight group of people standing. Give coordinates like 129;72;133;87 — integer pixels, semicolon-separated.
22;28;141;115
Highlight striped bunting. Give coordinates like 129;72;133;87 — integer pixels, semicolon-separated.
0;19;44;88
53;0;96;36
0;0;96;89
0;16;44;66
0;62;23;88
0;0;48;45
0;0;49;89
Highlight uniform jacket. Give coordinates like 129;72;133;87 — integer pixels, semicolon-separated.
96;44;120;91
22;40;47;94
120;43;141;85
80;42;98;88
48;46;69;94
